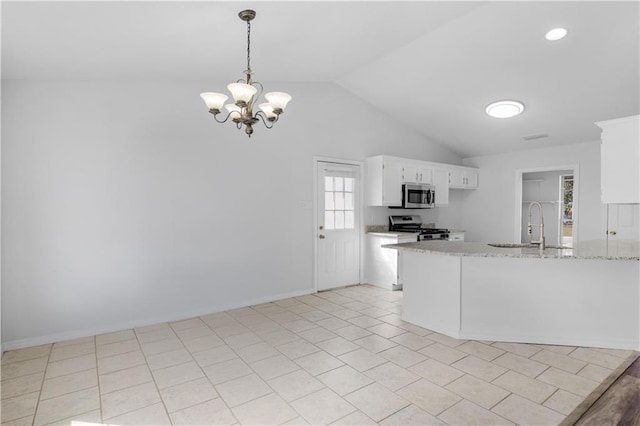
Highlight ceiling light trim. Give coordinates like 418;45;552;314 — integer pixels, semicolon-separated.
485;100;525;119
545;28;568;41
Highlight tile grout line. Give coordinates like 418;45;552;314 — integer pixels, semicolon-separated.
29;344;53;426
92;336;103;424
133;326;178;425
35;379;98;405
535;364;553;379
447;398;514;425
540;387;564;409
97;332;158;424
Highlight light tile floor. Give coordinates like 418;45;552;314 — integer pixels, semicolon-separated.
1;285;637;425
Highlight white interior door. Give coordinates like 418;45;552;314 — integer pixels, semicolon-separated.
607;204;640;240
316;162;361;291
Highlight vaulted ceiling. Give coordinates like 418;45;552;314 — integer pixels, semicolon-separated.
3;1;638;157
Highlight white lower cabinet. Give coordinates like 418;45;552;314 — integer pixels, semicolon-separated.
365;233;417;290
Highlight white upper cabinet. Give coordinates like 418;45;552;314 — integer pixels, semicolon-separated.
365;155;478;207
365;156;403;206
432;167;450;206
449;167;479;189
403;165;432;184
596;115;639;204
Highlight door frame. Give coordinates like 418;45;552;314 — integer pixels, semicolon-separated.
313;156;364;293
514;164;580;245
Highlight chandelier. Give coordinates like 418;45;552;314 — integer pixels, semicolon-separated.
200;10;291;137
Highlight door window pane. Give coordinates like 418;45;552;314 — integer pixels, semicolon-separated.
325;211;335;230
344;178;353;192
335;192;345;210
344;193;353;210
335;211;345;229
325;177;334;191
325;192;335;210
334;177;344;192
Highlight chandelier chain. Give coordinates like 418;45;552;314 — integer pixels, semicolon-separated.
246;19;251;73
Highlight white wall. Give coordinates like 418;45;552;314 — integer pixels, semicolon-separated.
462;141;604;243
1;79;461;348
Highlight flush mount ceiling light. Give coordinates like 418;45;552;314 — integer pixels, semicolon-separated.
200;10;291;137
485;100;525;119
545;28;568;41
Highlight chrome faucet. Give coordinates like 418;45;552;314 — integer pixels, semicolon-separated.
528;201;546;253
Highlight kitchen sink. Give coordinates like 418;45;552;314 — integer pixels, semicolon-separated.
488;243;571;249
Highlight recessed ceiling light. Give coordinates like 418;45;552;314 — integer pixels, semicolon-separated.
485;100;525;118
545;28;568;41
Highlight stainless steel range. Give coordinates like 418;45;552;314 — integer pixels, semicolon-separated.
389;215;450;241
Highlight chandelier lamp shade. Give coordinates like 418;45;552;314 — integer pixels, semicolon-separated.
200;10;291;137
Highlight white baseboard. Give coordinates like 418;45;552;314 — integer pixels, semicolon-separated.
364;281;394;291
459;330;640;351
2;287;315;352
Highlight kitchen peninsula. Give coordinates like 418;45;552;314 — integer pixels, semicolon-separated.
383;240;640;350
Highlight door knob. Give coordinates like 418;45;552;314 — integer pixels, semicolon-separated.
609;231;617;235
319;235;326;239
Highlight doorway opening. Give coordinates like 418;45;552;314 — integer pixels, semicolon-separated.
516;166;579;247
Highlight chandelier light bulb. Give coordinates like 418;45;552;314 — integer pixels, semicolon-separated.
227;83;257;105
225;104;242;120
259;103;277;119
485;100;525;118
265;92;292;113
200;92;228;112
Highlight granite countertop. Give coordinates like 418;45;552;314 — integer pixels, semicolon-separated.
382;239;640;260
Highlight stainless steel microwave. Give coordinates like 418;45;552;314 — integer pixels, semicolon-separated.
402;184;435;208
